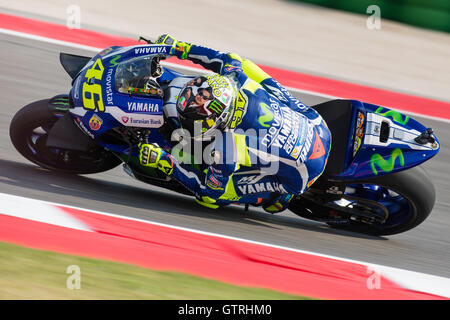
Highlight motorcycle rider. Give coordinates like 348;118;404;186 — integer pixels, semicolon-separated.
139;34;331;213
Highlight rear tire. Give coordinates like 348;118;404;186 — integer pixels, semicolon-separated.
290;166;435;236
349;166;435;235
10;99;122;174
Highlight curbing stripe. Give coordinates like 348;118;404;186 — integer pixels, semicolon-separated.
0;192;448;299
0;192;92;232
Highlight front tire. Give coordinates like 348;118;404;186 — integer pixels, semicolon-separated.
10;99;122;174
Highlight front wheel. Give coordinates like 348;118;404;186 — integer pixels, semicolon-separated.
289;166;435;236
9;98;122;174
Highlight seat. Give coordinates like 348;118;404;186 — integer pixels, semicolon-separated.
311;99;354;175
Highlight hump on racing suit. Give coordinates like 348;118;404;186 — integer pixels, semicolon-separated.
157;36;332;211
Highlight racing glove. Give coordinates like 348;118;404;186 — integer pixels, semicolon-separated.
155;34;192;60
139;143;174;176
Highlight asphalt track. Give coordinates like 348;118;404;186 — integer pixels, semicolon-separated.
1;32;449;279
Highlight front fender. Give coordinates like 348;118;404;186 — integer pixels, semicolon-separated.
46;112;96;152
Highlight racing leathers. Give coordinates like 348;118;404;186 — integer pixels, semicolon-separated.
140;36;332;213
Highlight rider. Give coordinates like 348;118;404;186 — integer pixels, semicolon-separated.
139;34;331;213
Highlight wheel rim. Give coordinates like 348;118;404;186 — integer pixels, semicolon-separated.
340;184;414;230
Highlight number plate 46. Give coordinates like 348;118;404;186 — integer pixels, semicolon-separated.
82;58;105;112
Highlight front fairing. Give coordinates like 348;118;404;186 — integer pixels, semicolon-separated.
69;44;177;141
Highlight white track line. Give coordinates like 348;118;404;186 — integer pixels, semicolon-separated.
0;192;91;231
1;27;449;124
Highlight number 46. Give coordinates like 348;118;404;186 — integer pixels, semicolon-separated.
82;58;105;112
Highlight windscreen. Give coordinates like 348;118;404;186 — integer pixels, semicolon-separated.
115;56;163;98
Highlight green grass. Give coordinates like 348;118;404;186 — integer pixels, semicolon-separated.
0;242;312;299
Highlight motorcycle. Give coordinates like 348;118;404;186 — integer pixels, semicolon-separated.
9;38;440;236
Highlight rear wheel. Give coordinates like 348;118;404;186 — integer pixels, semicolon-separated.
9;99;122;174
289;166;435;236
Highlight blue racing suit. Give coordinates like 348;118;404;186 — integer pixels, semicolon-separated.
153;37;331;212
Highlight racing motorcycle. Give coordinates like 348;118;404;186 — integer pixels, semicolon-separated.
9;38;440;236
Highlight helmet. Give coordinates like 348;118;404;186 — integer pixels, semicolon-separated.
176;74;236;139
